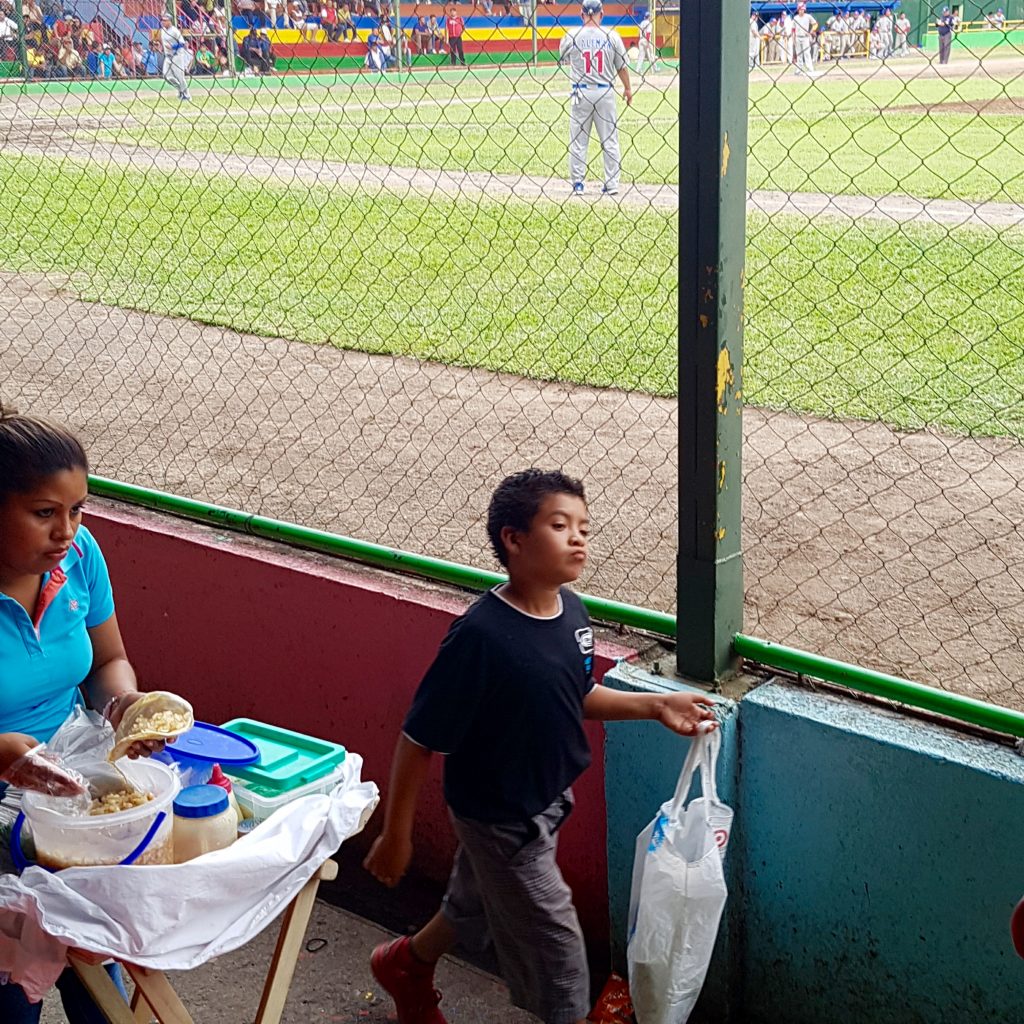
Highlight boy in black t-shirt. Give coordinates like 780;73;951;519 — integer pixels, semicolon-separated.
364;469;717;1024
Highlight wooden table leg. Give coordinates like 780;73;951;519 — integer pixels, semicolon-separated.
254;858;339;1024
67;957;139;1024
122;964;195;1024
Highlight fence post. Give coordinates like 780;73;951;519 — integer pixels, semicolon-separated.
223;0;238;78
13;0;29;83
677;0;748;685
531;0;537;67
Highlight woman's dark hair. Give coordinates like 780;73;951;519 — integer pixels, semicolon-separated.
0;402;88;502
486;468;586;567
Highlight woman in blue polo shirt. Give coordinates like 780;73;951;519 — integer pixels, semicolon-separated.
0;404;172;1023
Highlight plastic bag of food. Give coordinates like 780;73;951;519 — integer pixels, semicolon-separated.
109;692;194;762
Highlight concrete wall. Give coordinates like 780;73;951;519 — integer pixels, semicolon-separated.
603;665;1024;1023
83;500;637;961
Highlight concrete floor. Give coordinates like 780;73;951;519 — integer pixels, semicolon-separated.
39;899;539;1023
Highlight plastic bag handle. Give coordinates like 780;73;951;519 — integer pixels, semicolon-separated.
10;811;167;873
667;728;721;821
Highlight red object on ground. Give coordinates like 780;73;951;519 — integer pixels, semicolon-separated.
1011;897;1024;958
589;973;634;1023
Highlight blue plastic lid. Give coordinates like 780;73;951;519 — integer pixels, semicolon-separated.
174;784;230;818
163;722;261;767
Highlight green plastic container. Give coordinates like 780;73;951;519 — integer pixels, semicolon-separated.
219;718;346;792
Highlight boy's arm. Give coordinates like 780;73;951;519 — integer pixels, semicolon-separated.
583;684;716;736
363;733;434;887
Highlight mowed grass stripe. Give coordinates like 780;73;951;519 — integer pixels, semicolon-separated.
2;154;1021;437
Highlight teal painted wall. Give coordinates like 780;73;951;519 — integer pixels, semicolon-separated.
603;669;1024;1022
602;664;742;1022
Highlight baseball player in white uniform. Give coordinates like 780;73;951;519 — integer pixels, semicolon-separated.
791;2;818;75
160;11;193;101
636;9;657;75
559;0;632;197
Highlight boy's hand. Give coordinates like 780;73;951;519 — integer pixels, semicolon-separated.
655;692;717;736
364;831;413;888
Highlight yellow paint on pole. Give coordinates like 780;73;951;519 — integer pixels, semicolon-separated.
721;132;730;177
719;462;726;491
716;345;734;412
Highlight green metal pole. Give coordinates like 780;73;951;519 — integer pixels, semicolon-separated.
677;0;748;684
734;635;1024;738
86;476;677;636
223;0;238;78
13;0;29;83
531;0;537;67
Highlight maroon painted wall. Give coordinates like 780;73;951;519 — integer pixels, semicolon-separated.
84;500;637;955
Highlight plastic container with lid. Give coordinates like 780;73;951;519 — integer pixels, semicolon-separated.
156;721;260;786
228;759;349;825
172;784;238;863
19;758;179;870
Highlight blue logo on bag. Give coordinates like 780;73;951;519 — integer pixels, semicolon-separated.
648;812;669;853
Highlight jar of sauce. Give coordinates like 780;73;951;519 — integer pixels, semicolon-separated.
172;785;237;863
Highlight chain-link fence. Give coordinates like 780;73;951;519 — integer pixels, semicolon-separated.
743;3;1024;705
3;0;1023;708
1;0;680;614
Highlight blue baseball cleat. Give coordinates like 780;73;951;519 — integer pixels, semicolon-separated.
572;182;585;196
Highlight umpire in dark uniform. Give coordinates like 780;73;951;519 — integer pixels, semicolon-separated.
936;7;954;64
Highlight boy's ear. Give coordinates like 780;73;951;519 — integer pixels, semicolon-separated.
499;525;521;559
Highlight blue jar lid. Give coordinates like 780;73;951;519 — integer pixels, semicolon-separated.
174;784;229;819
163;722;261;767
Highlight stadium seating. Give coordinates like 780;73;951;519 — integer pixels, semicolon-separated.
229;2;669;72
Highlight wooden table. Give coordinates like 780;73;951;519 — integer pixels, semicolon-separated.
68;858;339;1024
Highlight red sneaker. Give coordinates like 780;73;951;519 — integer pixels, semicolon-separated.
370;937;448;1024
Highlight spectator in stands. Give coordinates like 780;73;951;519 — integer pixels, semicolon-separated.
365;24;386;69
258;27;274;68
239;24;265;71
988;8;1006;30
266;0;281;29
414;13;429;54
936;6;954;63
321;1;340;41
112;46;128;77
429;13;443;52
338;1;356;40
480;0;493;14
128;40;145;75
98;41;115;76
26;39;48;77
210;3;227;46
237;0;257;26
55;34;81;75
378;14;399;66
194;37;217;72
445;3;465;64
951;5;961;32
24;0;45;41
0;8;18;61
290;0;316;41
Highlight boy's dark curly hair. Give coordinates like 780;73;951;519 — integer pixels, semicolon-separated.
486;469;586;568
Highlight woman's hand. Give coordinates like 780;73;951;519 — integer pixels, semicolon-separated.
104;692;167;760
0;733;87;797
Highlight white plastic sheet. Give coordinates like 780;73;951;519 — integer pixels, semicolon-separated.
0;754;378;1000
627;729;733;1024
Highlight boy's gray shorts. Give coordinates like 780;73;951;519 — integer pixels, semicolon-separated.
442;790;589;1024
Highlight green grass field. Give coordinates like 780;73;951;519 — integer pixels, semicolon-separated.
1;63;1022;438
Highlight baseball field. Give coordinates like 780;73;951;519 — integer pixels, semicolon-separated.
1;51;1021;700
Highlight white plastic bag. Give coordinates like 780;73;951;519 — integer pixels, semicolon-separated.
627;728;733;1024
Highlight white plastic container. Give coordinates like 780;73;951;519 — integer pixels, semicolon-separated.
229;761;349;825
172;784;238;863
21;758;179;869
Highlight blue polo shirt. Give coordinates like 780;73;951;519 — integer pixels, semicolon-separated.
0;525;115;743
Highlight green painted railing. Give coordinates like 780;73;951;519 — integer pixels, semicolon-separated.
88;477;1024;739
734;634;1024;739
88;476;675;637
